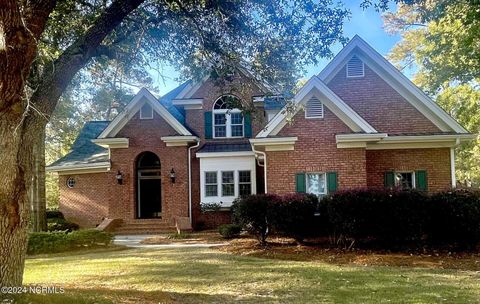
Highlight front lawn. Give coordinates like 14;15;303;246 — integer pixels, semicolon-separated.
12;246;480;303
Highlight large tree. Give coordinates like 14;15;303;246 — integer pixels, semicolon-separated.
0;0;348;286
382;0;480;185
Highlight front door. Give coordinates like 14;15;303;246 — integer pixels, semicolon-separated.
136;152;162;219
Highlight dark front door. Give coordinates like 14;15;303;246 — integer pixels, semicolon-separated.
136;152;162;219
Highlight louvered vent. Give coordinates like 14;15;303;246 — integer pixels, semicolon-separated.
346;55;364;78
305;96;324;118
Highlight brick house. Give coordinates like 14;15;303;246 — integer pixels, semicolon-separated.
47;36;474;233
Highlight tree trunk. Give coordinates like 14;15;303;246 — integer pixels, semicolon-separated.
30;128;47;232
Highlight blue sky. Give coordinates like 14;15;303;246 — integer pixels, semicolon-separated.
151;1;399;96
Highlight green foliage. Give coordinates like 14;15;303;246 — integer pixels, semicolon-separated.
47;218;80;232
218;224;242;239
200;202;223;213
46;210;64;219
27;229;113;255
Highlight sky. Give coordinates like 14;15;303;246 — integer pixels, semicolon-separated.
151;1;400;96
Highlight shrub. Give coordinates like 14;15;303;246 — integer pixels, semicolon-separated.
232;194;279;244
322;189;428;248
427;189;480;250
218;224;242;239
46;209;64;219
47;217;79;232
270;193;320;243
28;229;112;254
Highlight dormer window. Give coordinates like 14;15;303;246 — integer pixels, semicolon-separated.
305;96;324;119
213;95;244;138
346;55;364;78
140;103;153;119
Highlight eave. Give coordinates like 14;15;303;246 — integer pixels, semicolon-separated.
92;138;129;148
249;137;298;151
161;136;199;147
46;162;111;175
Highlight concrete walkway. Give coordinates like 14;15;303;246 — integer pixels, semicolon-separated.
113;234;226;248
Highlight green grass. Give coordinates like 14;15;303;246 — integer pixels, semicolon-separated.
7;247;480;303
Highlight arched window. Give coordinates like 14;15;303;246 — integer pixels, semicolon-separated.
213;95;244;138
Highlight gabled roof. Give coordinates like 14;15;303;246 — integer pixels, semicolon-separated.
47;121;110;169
97;88;192;138
318;35;468;134
256;76;378;138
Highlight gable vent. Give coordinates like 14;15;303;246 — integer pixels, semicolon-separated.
305;96;324;119
346;55;364;78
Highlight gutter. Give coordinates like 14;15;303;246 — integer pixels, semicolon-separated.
188;139;201;224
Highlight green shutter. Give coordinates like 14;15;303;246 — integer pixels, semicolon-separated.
416;170;428;191
327;172;338;194
384;171;395;188
204;111;212;139
295;173;306;193
244;113;252;138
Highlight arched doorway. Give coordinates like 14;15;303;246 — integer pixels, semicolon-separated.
136;152;162;219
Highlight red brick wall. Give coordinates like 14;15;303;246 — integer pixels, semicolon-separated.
366;148;452;192
327;64;441;134
268;107;367;193
59;173;111;228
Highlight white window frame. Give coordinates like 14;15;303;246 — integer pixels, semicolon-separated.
306;172;327;196
212;95;244;138
140;103;153;119
346;55;365;78
221;171;235;197
394;171;416;189
238;170;252;197
204;171;218;197
305;96;324;119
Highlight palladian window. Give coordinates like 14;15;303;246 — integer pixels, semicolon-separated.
213;95;244;138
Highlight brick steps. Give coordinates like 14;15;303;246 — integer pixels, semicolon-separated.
114;219;176;234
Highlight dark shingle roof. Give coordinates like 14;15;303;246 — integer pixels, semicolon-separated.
264;96;286;110
197;141;252;153
158;80;191;125
48;121;110;168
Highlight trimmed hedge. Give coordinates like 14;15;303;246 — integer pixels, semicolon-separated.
28;229;113;255
218;224;242;239
233;189;480;250
47;217;79;232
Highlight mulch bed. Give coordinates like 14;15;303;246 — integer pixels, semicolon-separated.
218;237;480;271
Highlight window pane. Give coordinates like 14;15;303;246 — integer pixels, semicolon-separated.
231;113;243;124
205;172;217;184
306;173;326;195
395;172;413;189
239;171;251;183
222;184;235;196
231;125;243;137
206;185;217;197
239;184;251;196
214;114;226;125
214;126;226;137
222;171;234;183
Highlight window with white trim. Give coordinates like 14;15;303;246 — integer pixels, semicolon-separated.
140;103;153;119
306;173;326;196
213;95;244;138
395;172;415;190
305;96;324;119
346;55;365;78
205;172;218;197
222;171;235;196
238;170;252;196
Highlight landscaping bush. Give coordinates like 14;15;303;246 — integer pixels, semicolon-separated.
46;209;64;219
232;194;279;244
28;229;113;254
270;193;321;243
427;189;480;250
218;224;242;239
321;189;428;248
47;217;79;232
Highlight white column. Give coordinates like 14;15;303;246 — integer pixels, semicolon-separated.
450;147;456;188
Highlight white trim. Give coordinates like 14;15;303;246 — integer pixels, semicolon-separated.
256;77;377;138
450;147;456;188
47;162;111;175
139;103;153;119
160;136;199;146
97;88;192;138
250;137;298;151
318;35;468;133
172;98;203;110
196;151;255;158
92;138;129;148
346;55;365;78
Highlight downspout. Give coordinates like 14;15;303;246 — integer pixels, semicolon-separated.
188;139;201;224
251;143;268;193
451;137;461;188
